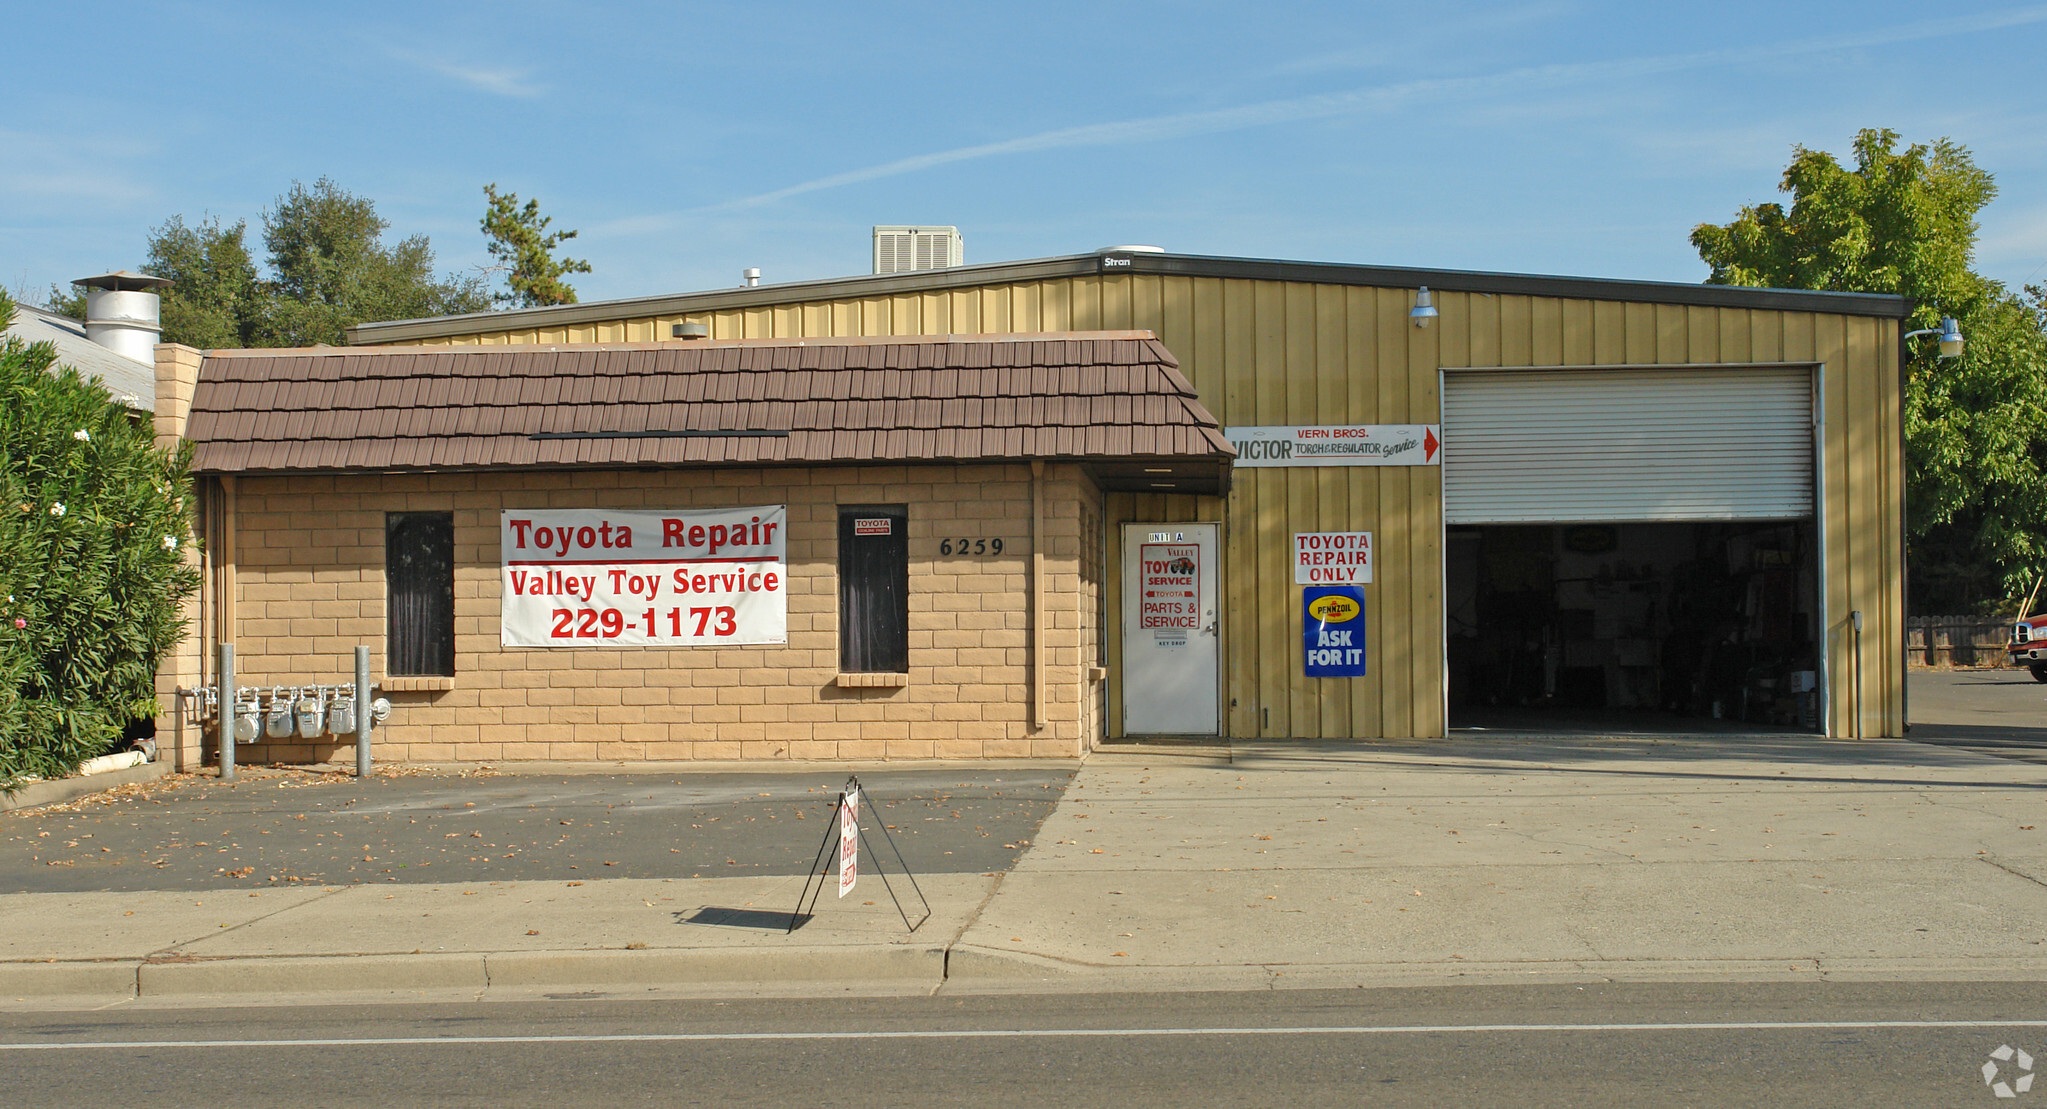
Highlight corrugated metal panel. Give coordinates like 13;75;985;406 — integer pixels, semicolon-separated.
1442;367;1815;523
378;275;1903;742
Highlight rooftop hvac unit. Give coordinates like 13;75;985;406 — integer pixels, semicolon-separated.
873;226;963;274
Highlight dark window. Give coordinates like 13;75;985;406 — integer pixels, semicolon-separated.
387;512;455;677
839;507;908;673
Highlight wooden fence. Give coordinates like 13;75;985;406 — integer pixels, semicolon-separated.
1906;616;2015;668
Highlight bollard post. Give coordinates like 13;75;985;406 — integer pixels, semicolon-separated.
218;642;236;781
354;646;372;778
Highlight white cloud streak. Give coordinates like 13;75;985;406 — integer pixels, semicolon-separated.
693;4;2047;215
389;51;544;98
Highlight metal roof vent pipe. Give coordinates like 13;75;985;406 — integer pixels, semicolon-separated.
73;271;171;363
743;267;761;288
671;321;710;341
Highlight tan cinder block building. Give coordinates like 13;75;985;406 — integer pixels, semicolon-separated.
163;333;1229;764
346;250;1916;745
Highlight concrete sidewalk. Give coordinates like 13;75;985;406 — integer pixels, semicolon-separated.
5;733;2047;1006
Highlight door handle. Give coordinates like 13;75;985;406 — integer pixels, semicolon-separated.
1202;621;1217;635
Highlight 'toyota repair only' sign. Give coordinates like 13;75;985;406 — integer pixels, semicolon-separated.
500;507;787;647
1294;531;1373;584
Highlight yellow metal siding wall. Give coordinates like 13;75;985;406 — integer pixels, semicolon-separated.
383;278;1903;739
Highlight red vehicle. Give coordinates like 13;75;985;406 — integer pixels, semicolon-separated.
2010;614;2047;681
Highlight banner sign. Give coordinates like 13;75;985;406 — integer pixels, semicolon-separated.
1225;424;1440;467
500;506;787;647
1138;541;1202;648
1303;586;1367;677
1295;532;1373;584
838;787;860;898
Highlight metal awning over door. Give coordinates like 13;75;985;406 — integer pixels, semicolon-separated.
1442;366;1816;524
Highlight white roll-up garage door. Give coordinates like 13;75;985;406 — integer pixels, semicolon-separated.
1443;366;1815;524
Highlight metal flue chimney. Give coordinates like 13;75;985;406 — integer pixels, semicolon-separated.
73;271;172;363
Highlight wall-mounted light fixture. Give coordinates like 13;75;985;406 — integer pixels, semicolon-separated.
1410;286;1438;329
1904;316;1964;359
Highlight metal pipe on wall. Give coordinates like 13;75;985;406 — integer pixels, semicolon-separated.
1031;460;1046;730
1851;609;1864;740
354;646;372;777
217;642;235;781
220;476;237;670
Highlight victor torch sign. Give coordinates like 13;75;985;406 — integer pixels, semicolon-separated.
500;507;787;647
1224;424;1440;467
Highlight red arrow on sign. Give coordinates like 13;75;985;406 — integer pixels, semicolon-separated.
1424;426;1440;463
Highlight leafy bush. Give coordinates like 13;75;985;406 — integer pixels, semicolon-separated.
0;291;199;784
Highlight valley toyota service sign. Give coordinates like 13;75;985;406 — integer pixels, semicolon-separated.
500;507;787;647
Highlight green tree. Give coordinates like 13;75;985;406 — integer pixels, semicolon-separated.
37;217;258;344
480;184;591;308
40;284;85;321
1692;128;2047;613
256;178;488;346
145;215;263;349
0;291;200;784
71;179;488;349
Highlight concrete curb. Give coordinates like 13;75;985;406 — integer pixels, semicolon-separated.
13;948;2047;1006
482;946;948;989
0;960;139;1000
139;953;490;997
0;761;170;813
0;945;955;1003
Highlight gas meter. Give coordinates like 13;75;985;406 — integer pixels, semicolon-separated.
295;689;326;739
232;692;262;745
265;687;295;739
328;683;356;735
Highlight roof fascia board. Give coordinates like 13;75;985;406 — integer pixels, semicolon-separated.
1129;253;1912;319
347;256;1106;344
348;251;1911;344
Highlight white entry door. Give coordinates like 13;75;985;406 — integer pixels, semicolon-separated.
1121;523;1220;735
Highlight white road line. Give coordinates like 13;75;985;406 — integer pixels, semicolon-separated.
5;1019;2047;1051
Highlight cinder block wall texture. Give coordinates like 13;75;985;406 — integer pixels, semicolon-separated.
214;463;1097;763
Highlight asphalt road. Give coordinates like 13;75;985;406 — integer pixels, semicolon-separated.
1;982;2042;1108
1909;666;2047;762
0;766;1072;893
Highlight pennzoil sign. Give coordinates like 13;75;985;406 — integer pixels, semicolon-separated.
1303;586;1367;677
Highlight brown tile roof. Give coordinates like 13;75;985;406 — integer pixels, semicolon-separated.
186;332;1234;482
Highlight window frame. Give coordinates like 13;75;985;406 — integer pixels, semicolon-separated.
837;505;909;674
385;511;456;678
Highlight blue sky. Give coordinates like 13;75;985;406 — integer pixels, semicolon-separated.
7;1;2047;311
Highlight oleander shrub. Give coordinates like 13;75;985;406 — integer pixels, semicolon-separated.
0;291;199;785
